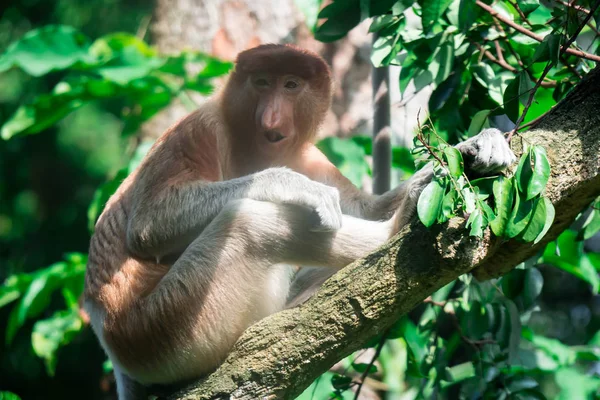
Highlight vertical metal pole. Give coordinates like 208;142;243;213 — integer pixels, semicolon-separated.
371;34;392;195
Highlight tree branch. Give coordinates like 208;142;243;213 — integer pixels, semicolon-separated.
167;66;600;400
475;0;600;63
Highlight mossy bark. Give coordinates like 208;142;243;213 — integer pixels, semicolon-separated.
167;67;600;400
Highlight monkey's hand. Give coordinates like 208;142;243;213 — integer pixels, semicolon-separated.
456;128;516;175
390;128;515;233
302;181;343;232
250;168;343;231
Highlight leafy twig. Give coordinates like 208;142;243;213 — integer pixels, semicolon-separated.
353;329;388;400
507;0;600;142
475;0;600;62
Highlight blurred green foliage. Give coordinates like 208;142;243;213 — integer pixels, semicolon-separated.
0;0;599;399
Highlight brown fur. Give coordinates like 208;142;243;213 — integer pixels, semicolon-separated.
84;44;516;397
84;44;364;386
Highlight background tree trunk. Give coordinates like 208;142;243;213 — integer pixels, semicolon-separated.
145;0;428;157
164;66;600;400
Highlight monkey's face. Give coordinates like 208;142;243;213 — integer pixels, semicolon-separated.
251;74;307;156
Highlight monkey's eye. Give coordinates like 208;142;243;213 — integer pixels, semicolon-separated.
284;80;299;89
254;78;270;87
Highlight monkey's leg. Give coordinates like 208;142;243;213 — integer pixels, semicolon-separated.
119;199;391;385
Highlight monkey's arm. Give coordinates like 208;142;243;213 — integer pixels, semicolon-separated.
300;129;515;224
126;143;342;260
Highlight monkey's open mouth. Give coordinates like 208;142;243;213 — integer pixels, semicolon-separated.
264;131;286;143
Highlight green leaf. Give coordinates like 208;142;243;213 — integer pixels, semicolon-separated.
315;0;361;42
518;70;534;105
317;137;370;187
461;300;489;338
0;25;93;76
297;372;349;400
543;231;599;292
32;309;83;376
519;197;546;242
523;328;576;366
2;74;176;140
580;203;600;240
330;374;352;390
505;300;522;362
0;392;22;400
515;149;534;195
526;145;550;200
418;179;446;227
439;188;458;223
504;76;521;122
532;33;561;64
368;0;398;15
1;91;85;140
458;0;478;31
352;362;378;373
512;389;548;400
517;0;540;15
522;267;543;309
502;269;526;299
369;14;397;33
507;376;539;392
4;256;86;345
534;197;554;244
555;367;600;400
371;35;397;67
435;39;454;85
506;190;535;238
547;255;600;293
421;0;453;34
88;168;128;232
467;110;491;137
443;362;476;385
490;176;515;237
391;146;416;175
467;209;486;237
0;274;33;309
443;147;464;177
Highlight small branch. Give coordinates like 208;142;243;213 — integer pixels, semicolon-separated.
559;0;600;36
492;20;526;68
555;0;590;14
423;296;448;309
479;42;516;72
517;111;552;131
474;43;557;88
353;329;388;400
560;55;583;79
416;112;446;167
508;0;533;26
560;0;599;53
476;0;600;63
507;62;553;143
507;0;600;142
494;40;507;65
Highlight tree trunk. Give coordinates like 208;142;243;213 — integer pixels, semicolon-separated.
163;65;600;400
145;0;421;150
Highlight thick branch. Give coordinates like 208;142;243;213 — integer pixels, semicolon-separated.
168;67;600;400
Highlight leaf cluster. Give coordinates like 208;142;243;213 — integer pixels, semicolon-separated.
0;25;232;140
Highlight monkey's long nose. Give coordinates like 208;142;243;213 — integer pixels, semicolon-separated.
261;106;282;131
260;94;286;131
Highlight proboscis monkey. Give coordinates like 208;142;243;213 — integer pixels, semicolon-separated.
84;44;516;399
